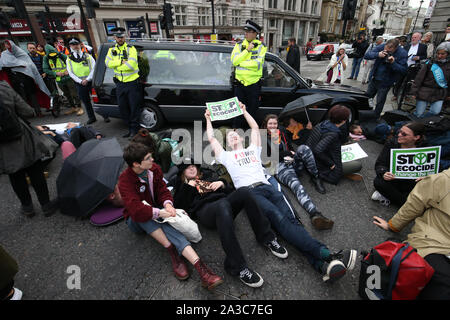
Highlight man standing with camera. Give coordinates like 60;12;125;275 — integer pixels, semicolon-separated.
105;27;141;137
363;39;408;117
231;20;267;128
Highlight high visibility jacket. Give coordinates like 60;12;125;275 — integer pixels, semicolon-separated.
231;39;267;86
67;53;94;80
152;50;176;60
48;57;67;82
105;42;139;83
58;46;70;56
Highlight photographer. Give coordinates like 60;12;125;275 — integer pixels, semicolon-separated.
364;39;408;117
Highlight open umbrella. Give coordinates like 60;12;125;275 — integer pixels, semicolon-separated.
57;138;124;217
278;93;334;123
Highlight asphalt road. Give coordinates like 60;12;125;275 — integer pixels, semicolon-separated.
0;58;410;301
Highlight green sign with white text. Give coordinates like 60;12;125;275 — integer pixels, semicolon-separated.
206;97;243;121
390;146;441;179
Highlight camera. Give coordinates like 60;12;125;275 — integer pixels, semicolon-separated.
384;52;392;63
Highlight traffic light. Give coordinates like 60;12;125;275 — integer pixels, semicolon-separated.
343;0;357;20
36;11;50;34
0;11;10;30
137;16;146;35
85;0;100;19
4;0;27;19
163;3;175;29
159;14;166;31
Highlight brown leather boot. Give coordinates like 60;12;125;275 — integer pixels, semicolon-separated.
194;259;223;290
166;244;189;280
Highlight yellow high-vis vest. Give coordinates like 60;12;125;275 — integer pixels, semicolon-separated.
67;53;93;80
105;42;140;83
231;39;267;86
48;58;67;82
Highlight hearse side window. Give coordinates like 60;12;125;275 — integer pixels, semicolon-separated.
102;49;232;86
147;50;231;85
262;60;296;88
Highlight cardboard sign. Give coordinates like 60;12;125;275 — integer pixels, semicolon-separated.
206;97;243;121
341;143;368;163
390;146;441;179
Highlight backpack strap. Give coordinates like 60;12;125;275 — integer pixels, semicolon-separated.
386;243;410;300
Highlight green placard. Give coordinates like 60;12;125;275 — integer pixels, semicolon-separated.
390;146;441;179
206;97;243;121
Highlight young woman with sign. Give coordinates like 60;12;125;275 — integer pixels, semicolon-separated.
372;122;426;207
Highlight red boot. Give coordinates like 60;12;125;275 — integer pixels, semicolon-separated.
167;244;189;280
194;259;223;290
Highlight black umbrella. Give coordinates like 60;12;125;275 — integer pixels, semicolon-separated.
57;138;124;217
278;93;334;122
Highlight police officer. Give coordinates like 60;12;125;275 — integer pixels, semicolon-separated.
66;37;97;124
105;27;142;138
231;20;267;128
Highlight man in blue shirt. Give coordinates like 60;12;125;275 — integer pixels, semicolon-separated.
364;39;408;117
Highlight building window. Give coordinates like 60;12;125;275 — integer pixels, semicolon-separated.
284;0;296;11
216;8;227;26
268;0;278;9
269;19;277;28
175;6;187;26
232;10;241;26
311;1;318;15
300;0;307;13
250;10;259;24
198;7;210;26
283;20;295;44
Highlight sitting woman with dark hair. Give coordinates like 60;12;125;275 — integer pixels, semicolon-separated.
305;105;362;185
261;114;334;230
173;159;287;288
372;122;426;207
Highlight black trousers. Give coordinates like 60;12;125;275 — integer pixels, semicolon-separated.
373;176;416;207
8;160;50;207
9;72;40;115
0;280;14;300
418;254;450;300
69;127;96;148
75;82;96;121
233;81;261;129
194;187;275;276
116;79;142;134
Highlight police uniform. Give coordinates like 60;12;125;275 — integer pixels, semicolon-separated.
231;20;267;128
105;27;142;137
66;37;97;124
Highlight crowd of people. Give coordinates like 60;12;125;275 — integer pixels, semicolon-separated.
1;22;449;300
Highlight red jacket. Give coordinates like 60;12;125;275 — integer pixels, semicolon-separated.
118;164;173;223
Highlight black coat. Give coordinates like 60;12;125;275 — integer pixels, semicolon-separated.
403;43;428;63
410;60;450;103
305;121;348;185
352;40;369;59
286;44;300;72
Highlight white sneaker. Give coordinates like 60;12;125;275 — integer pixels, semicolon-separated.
371;191;390;206
10;288;23;300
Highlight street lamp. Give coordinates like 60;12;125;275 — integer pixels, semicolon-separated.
412;0;424;33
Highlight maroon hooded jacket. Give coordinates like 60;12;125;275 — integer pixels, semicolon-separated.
118;163;173;223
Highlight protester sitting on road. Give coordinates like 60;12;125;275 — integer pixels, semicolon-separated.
0;245;22;300
282;116;312;146
326;45;348;84
372;122;426;207
173;159;287;288
373;168;450;300
261;114;333;230
349;124;366;141
305;105;362;185
118;142;223;290
410;42;450;118
364;39;408;117
0;81;58;218
206;103;357;283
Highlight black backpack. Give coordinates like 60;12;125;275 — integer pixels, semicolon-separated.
0;98;23;143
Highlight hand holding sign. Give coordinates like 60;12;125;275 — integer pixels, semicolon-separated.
206;97;243;121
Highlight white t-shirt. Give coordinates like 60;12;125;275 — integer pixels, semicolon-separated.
407;44;419;66
217;144;270;189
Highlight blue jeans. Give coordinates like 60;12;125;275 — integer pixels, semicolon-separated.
365;79;391;116
248;183;328;271
126;217;191;255
350;57;363;79
414;100;443;118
